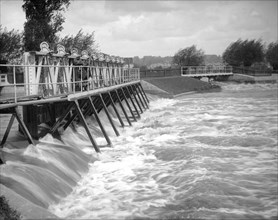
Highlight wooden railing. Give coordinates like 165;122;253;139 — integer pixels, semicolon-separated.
0;64;140;102
181;65;233;75
0;41;140;102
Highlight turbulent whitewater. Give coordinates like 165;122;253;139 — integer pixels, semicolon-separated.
1;82;277;219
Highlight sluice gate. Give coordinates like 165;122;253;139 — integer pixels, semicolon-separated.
0;42;149;156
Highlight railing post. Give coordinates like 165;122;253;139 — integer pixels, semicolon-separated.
13;65;17;103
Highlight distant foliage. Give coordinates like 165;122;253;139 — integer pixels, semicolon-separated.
204;54;223;65
0;196;21;220
22;0;70;51
222;39;264;67
133;56;173;69
0;26;23;64
266;42;278;70
172;45;204;66
58;29;98;54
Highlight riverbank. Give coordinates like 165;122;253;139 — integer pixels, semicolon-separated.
228;73;278;83
141;76;220;98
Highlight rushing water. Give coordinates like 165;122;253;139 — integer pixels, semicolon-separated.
1;82;277;219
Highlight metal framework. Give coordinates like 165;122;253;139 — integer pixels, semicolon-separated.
0;42;150;155
0;42;140;102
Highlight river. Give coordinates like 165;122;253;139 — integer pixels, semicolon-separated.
1;82;277;219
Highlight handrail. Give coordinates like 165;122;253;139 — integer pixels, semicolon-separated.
181;65;233;75
0;64;140;103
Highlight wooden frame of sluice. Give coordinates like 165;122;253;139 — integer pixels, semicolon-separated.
0;42;149;157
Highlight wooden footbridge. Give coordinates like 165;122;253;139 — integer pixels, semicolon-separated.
0;42;149;154
181;65;233;79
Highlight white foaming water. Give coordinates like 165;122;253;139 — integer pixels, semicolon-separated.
48;83;278;219
1;82;277;219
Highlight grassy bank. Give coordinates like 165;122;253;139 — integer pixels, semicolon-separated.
142;76;220;97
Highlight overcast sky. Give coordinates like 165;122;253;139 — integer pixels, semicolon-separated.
0;0;277;57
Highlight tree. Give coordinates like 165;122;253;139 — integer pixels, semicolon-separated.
222;39;264;67
172;45;204;66
22;0;70;51
0;26;23;64
58;29;98;54
266;42;278;70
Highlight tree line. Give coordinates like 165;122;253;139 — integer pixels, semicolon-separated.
0;0;277;71
0;0;97;65
172;40;277;70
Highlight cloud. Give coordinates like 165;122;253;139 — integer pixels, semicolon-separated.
0;0;277;57
0;1;25;31
104;0;181;14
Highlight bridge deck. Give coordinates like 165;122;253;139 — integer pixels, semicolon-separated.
0;81;140;110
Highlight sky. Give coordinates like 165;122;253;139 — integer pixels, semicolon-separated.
0;0;277;57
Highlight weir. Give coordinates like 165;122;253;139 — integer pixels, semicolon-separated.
0;42;149;155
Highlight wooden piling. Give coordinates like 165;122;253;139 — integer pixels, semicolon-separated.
132;84;147;109
137;84;149;108
74;100;100;153
139;83;150;103
108;91;125;127
115;89;132;126
123;87;140;118
0;82;149;155
0;114;15;147
128;85;143;113
99;94;120;136
50;102;75;134
14;107;35;145
120;87;137;122
88;96;112;146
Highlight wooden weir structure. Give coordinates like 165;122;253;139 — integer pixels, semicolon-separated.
0;42;149;154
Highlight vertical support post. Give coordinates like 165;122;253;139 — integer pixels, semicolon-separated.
99;94;120;136
14;107;35;145
108;92;125;127
132;84;146;109
123;86;140;118
128;85;143;113
115;90;132;126
50;102;75;134
138;83;149;103
48;103;56;126
13;65;17;103
0;114;16;147
63;101;87;130
120;87;137;122
136;83;149;109
88;96;112;145
74;100;100;153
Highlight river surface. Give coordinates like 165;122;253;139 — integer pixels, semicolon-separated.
1;82;277;219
